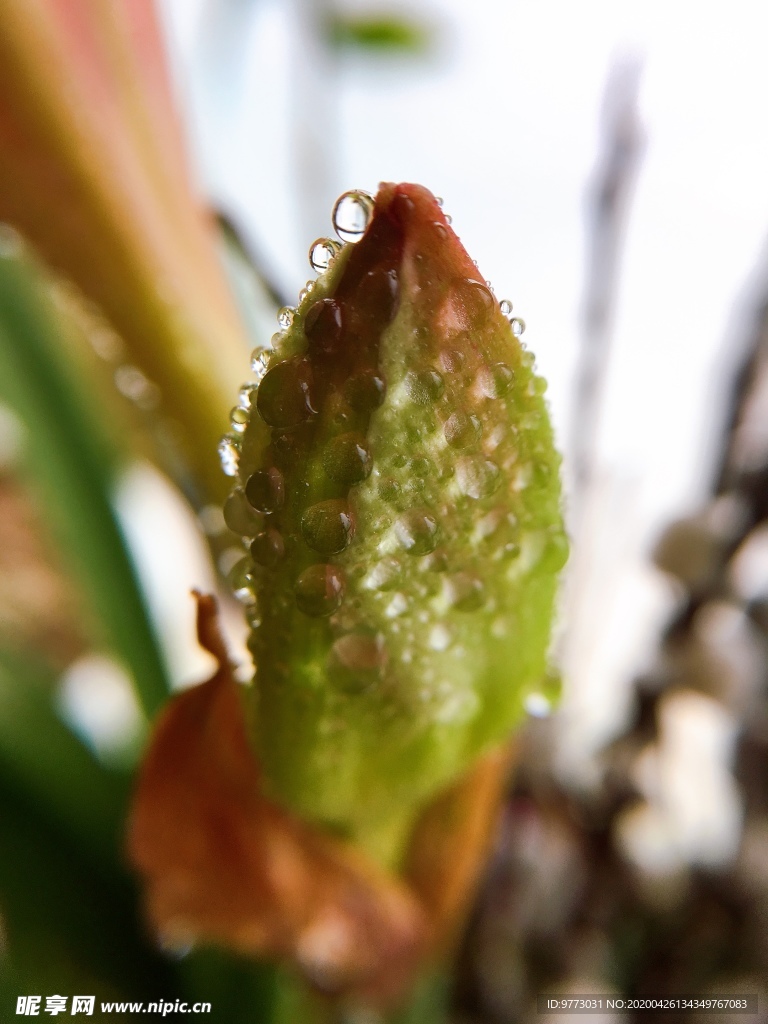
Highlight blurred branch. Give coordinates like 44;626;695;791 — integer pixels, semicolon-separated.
217;211;291;312
568;55;645;533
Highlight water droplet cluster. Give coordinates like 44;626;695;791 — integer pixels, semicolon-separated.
218;182;565;854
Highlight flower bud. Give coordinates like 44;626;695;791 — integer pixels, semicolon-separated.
226;184;567;866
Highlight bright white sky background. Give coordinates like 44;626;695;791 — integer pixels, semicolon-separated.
155;0;768;764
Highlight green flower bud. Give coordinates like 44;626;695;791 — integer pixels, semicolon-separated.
223;184;567;866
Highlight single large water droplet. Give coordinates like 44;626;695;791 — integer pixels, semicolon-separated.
511;317;526;337
309;237;343;272
456;457;501;499
332;190;374;242
478;362;514;399
323;432;373;485
250;528;285;568
396;509;439;555
256;358;315;428
218;436;240;476
295;564;345;617
245;468;285;514
455;278;495;327
444;411;481;449
301;500;355;554
499;298;513;318
405;369;445;405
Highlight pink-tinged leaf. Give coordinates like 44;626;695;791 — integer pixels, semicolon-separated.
0;1;249;500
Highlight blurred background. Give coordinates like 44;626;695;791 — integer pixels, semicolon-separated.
158;0;768;762
2;0;768;1020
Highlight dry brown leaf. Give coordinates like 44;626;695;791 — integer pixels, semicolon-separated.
128;594;513;1003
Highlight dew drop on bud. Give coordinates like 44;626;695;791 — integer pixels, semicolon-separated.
499;298;513;318
251;347;270;381
344;370;386;412
396;509;439;555
245;467;285;514
455;279;495;326
238;382;258;408
305;298;344;359
540;528;569;572
440;349;465;374
378;478;401;504
250;528;286;568
301;499;354;554
295;564;345;617
332;190;374;243
228;558;258;605
456;457;501;499
323;432;373;485
330;633;388;683
478;362;515;399
218;436;240;476
256;358;315;428
223;487;262;535
444;411;482;449
422;549;448;573
229;406;249;433
277;306;296;330
405;368;445;404
309;237;342;272
511;317;526;337
363;557;401;591
445;572;484;611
